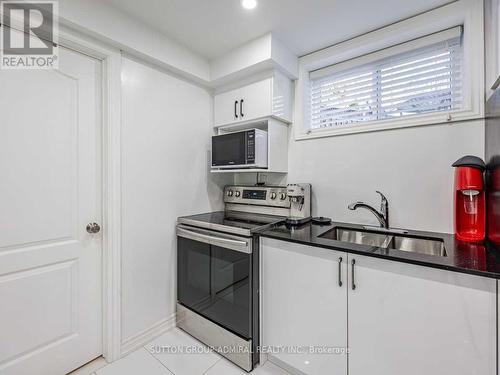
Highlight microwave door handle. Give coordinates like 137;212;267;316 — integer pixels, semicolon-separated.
234;100;239;119
177;226;250;253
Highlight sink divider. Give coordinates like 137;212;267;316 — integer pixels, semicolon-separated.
381;235;394;249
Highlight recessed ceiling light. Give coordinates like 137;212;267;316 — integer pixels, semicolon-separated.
241;0;257;10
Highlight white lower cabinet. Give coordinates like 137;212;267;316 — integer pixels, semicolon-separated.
261;238;348;375
261;238;497;375
348;254;496;375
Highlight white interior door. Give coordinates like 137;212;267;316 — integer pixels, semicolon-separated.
0;45;103;375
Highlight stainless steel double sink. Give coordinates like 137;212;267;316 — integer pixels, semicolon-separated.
319;227;446;257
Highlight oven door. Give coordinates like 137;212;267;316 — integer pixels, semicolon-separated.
211;131;248;168
177;224;253;339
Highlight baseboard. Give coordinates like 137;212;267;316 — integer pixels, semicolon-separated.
68;356;108;375
268;354;307;375
120;313;176;357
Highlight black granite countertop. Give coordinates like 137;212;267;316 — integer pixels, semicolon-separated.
256;221;500;279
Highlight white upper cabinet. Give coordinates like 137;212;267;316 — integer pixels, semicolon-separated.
261;238;348;375
348;254;496;375
214;72;293;127
213;88;242;126
239;79;272;121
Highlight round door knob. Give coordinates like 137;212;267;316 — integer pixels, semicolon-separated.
86;222;101;234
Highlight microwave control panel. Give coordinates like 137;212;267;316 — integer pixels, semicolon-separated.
224;185;290;208
246;131;255;162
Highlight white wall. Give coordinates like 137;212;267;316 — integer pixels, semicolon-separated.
235;120;484;234
286;121;485;233
120;57;230;343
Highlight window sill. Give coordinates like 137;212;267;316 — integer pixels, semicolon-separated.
295;110;484;141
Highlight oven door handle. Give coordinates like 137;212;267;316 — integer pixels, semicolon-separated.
177;226;251;254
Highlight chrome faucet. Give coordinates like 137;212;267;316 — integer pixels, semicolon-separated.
348;191;389;228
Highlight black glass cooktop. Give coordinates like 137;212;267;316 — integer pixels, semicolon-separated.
178;211;285;236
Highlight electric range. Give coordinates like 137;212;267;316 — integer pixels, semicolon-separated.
176;185;290;372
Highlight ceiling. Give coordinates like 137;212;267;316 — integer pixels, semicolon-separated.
102;0;452;60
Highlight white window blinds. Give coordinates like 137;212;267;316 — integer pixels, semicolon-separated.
309;27;463;130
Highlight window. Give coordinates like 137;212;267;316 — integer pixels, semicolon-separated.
309;27;463;131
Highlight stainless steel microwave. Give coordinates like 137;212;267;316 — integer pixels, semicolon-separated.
211;129;268;169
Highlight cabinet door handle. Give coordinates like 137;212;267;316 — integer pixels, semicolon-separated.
351;259;356;290
338;257;343;287
234;100;239;119
240;99;244;117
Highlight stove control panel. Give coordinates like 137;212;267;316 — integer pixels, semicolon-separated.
224;185;290;208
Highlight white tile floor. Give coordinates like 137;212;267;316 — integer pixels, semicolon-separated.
88;328;290;375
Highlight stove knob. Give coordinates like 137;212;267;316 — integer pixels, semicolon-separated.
235;191;241;197
227;190;234;197
270;192;277;200
280;192;287;200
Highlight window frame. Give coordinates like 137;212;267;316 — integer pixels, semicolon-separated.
294;0;484;140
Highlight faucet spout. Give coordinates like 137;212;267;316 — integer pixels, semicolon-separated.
348;202;362;210
348;191;389;228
